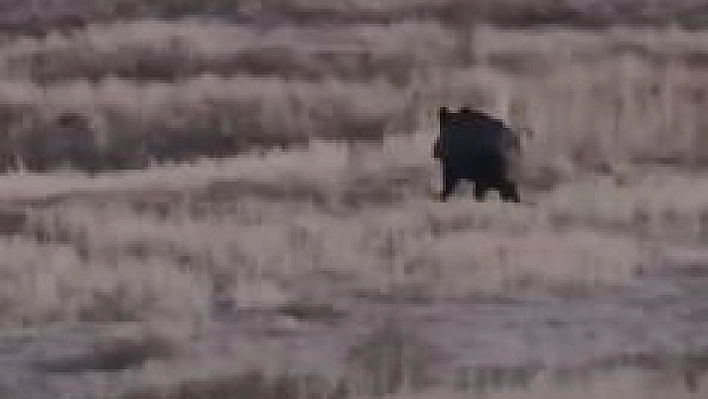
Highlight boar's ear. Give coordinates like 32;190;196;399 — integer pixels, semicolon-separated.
436;106;450;120
430;107;449;128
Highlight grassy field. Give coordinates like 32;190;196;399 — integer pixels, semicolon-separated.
0;1;708;398
0;21;708;175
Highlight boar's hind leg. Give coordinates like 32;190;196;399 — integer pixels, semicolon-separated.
498;180;520;203
473;181;490;202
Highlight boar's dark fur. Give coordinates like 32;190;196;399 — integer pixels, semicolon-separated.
433;107;521;202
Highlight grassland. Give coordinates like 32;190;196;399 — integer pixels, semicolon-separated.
0;1;708;398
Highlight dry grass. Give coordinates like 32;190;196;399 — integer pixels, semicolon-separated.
122;370;349;399
3;0;708;30
34;334;175;373
0;122;707;397
0;22;708;174
0;6;707;398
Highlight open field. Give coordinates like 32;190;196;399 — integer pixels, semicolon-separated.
4;0;708;30
1;1;708;398
1;22;708;173
2;131;708;398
